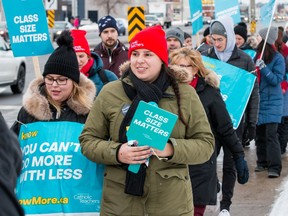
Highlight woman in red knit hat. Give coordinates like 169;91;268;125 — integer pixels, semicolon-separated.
71;29;118;95
80;25;215;215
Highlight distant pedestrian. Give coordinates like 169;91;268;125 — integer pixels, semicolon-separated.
196;26;212;53
94;15;128;77
67;16;75;29
184;31;193;49
74;16;80;29
71;29;118;95
282;22;288;44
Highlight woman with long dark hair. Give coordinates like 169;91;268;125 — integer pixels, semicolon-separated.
254;26;285;178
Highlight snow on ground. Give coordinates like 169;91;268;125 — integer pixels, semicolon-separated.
269;176;288;216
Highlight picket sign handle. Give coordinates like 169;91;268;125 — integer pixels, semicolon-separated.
32;56;42;78
196;32;200;48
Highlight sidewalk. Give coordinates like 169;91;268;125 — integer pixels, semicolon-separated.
205;143;288;216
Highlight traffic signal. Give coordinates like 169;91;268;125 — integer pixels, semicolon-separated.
250;20;256;34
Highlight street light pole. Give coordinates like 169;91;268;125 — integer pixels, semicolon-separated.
250;0;256;21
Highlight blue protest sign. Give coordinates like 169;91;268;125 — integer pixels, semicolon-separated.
260;0;276;27
2;0;54;57
214;0;241;24
126;101;178;173
189;0;203;35
201;56;256;129
17;121;103;215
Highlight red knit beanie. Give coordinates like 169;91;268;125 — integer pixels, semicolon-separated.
128;26;168;66
71;29;91;56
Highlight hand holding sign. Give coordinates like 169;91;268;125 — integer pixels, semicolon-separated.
126;101;178;173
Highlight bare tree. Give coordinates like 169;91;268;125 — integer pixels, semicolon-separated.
97;0;130;15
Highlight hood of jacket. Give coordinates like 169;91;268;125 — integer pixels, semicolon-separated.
205;69;220;89
89;52;104;77
210;16;236;62
23;73;96;120
119;61;193;83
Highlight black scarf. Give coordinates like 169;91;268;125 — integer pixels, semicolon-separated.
119;68;170;196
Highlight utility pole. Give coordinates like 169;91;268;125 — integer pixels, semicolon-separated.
250;0;256;21
249;0;256;35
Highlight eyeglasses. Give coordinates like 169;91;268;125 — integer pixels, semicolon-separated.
178;64;193;68
44;77;69;85
211;37;224;43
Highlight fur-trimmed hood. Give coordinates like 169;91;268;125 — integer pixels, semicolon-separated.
119;61;193;83
205;69;220;89
23;73;96;120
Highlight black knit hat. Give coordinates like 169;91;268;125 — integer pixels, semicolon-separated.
238;22;247;30
234;25;248;42
184;32;191;40
203;26;210;37
43;30;80;83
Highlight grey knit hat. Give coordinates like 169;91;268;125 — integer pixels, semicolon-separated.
166;27;184;46
258;26;278;45
211;21;227;37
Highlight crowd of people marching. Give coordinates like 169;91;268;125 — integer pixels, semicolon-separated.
1;13;288;216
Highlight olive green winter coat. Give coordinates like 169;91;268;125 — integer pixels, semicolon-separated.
79;64;214;216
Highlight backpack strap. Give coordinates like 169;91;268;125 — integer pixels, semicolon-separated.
98;69;109;85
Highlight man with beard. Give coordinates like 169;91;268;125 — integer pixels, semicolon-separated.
94;15;128;78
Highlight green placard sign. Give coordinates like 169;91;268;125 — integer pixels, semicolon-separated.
127;101;178;173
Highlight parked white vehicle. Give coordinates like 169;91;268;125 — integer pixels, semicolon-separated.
0;36;26;94
79;22;99;34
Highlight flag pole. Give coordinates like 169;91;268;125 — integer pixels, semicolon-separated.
260;0;277;59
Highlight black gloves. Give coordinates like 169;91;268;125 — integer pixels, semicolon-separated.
243;125;256;144
234;156;249;184
247;125;256;141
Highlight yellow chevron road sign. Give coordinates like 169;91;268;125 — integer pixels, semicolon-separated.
128;6;145;42
47;10;55;28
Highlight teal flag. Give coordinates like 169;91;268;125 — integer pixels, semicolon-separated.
214;0;241;24
260;0;275;27
202;56;256;129
17;121;103;215
189;0;203;35
2;0;54;57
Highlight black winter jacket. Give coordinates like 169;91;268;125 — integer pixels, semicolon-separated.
0;112;24;216
189;74;244;205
